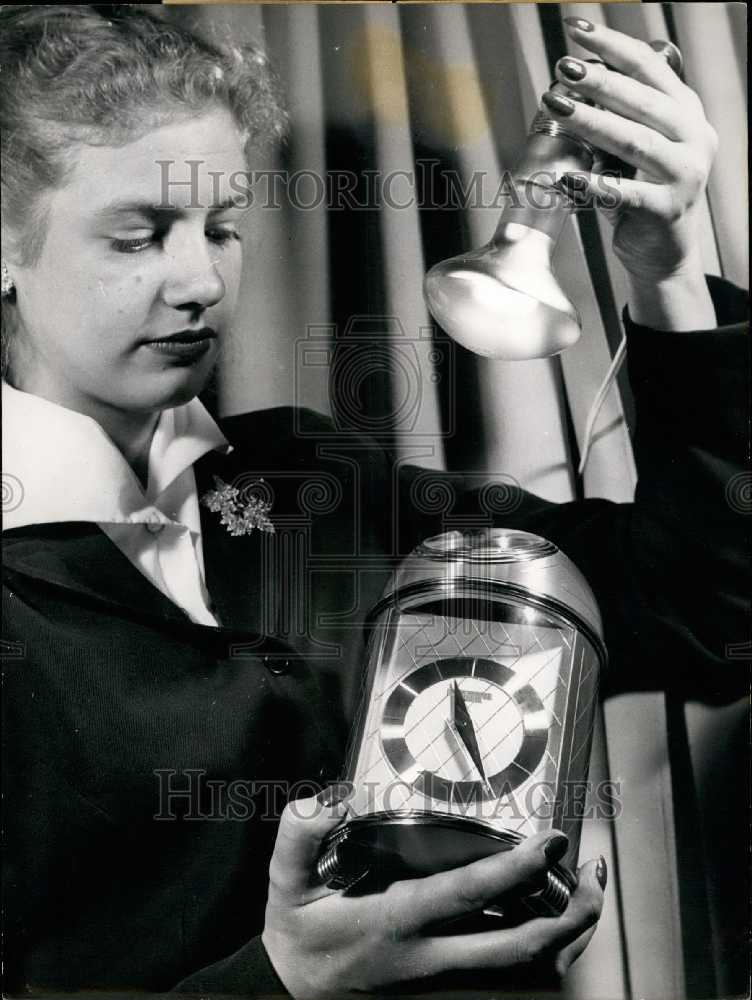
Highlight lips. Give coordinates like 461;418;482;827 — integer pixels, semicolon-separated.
142;327;217;362
146;327;217;345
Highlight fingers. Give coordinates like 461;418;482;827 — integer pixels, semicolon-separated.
553;58;692;142
544;23;717;189
562;18;688;101
557;172;674;220
553;923;598;979
541;93;688;183
268;784;353;900
423;856;605;975
382;830;569;937
551;856;608;977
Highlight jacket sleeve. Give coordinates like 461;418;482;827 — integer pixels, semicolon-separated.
172;936;290;997
393;273;749;700
598;273;749;694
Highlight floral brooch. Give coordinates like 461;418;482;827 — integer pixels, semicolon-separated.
201;476;275;537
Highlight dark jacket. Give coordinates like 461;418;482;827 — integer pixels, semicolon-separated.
2;276;749;996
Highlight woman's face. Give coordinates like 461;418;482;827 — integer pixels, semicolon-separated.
7;107;247;417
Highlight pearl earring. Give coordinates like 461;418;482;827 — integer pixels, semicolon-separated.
1;261;15;298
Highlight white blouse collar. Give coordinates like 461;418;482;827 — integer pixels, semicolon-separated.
2;380;232;532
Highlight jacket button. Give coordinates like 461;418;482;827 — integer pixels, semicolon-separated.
145;520;165;534
264;655;292;676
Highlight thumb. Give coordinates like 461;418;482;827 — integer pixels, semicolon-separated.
553;856;608;977
557;172;672;219
268;782;353;900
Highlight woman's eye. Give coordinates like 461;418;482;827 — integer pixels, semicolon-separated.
111;234;157;254
207;226;241;246
110;226;240;253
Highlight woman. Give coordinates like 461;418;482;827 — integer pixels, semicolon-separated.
2;6;747;998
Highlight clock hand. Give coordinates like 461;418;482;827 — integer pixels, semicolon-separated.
444;719;478;781
451;681;490;788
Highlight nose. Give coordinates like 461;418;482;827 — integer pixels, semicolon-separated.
160;231;226;312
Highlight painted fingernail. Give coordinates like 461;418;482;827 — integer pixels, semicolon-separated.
649;39;683;75
557;172;588;192
556;174;589;207
559;57;587;82
563;16;594;33
542;91;576;117
544;833;569;863
316;782;354;807
595;855;608;891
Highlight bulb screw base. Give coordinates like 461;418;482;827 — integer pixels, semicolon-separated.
530;108;597;162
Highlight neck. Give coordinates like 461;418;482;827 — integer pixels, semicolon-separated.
97;407;160;490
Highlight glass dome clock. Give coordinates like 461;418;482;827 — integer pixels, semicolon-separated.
318;528;607;923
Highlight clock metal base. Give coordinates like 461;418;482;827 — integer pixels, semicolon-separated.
317;811;577;924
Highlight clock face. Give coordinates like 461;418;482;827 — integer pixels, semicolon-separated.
380;656;550;805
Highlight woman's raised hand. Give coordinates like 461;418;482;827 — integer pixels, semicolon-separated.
261;788;606;998
546;19;718;287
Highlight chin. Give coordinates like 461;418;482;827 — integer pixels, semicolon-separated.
163;381;206;408
152;359;218;410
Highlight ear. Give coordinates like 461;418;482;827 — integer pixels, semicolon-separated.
1;260;14;295
1;226;17;297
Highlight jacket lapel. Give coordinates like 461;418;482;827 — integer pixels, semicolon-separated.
3;449;280;638
2;522;191;627
194;448;279;636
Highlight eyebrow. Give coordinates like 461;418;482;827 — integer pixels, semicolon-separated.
93;194;248;220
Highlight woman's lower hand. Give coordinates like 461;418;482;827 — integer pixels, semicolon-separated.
261;787;606;998
545;19;718;290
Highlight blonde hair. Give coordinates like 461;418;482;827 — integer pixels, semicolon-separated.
0;4;288;375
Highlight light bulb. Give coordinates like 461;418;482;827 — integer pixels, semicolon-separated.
424;186;582;360
424;40;683;361
424;103;593;361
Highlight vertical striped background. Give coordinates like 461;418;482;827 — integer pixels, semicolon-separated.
163;4;748;996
